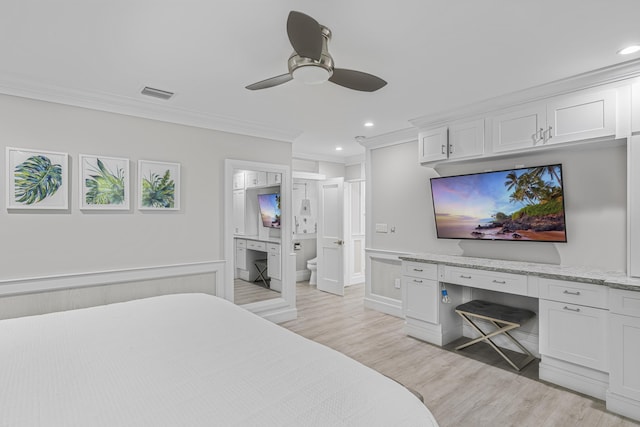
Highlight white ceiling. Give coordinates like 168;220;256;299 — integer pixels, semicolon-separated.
2;0;640;160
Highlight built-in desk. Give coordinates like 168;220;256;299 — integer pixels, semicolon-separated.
235;236;281;292
399;253;640;422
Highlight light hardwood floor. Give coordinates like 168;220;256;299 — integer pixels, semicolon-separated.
281;282;640;427
234;278;280;305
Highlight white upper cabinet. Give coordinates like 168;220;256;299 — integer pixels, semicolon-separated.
546;89;616;145
233;171;245;190
449;119;485;159
491;103;547;153
418;126;448;163
490;88;617;154
419;120;484;164
632;81;640;133
245;171;267;188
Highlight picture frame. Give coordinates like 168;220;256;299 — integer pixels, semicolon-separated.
6;147;69;210
138;160;180;210
79;154;130;210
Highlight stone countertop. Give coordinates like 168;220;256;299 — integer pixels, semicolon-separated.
400;253;640;292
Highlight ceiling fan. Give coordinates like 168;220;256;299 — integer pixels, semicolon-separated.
245;11;387;92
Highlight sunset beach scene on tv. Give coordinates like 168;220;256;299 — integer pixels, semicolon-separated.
430;164;566;242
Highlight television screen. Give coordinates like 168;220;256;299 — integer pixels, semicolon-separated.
257;193;281;229
430;164;566;242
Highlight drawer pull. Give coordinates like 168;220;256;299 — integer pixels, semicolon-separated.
563;290;581;296
492;280;506;284
460;275;472;279
563;306;581;313
413;279;423;283
413;268;423;272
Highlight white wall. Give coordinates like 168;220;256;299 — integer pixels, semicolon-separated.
0;94;291;281
370;139;627;272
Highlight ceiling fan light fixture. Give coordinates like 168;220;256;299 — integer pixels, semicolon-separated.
292;65;332;85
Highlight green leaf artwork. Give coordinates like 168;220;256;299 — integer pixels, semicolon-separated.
14;155;63;205
84;158;125;205
142;169;175;208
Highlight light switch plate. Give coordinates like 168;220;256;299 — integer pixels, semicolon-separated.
375;223;388;233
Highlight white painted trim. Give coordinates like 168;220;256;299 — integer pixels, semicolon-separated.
410;58;640;129
0;73;301;143
291;151;348;164
292;171;327;181
364;296;403;318
0;261;224;297
539;356;609;400
224;159;296;318
359;127;418;150
607;391;640;421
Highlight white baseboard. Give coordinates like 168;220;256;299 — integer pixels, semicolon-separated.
607;391;640;421
539;356;608;400
364;297;403;318
296;270;311;282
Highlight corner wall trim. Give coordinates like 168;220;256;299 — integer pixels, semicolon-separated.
0;261;225;297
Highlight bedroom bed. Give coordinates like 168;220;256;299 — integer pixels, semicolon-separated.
0;293;439;426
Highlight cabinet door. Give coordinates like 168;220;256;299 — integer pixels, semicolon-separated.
546;89;616;145
630;136;640;278
402;277;439;323
232;189;245;235
232;171;245;190
449;119;484;159
491;104;546;153
633;82;640;134
418;126;448;163
235;246;247;270
539;299;608;371
267;172;281;185
609;313;640;401
267;251;281;280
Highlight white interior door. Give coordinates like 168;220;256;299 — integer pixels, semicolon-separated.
317;178;346;296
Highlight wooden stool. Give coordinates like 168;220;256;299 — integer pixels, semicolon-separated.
455;300;536;371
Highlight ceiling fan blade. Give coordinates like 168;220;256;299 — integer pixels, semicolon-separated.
287;11;323;60
329;68;387;92
245;73;293;90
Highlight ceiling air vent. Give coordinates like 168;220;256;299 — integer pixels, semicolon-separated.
141;86;174;100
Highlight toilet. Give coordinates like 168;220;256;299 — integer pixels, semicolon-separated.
307;257;318;285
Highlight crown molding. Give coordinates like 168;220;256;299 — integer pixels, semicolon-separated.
358;127;418;150
0;73;301;143
410;58;640;129
292;151;349;163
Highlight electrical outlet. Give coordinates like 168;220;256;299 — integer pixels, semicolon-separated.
394;278;401;289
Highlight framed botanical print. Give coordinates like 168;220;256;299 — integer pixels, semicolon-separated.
79;154;130;210
138;160;180;210
6;147;69;210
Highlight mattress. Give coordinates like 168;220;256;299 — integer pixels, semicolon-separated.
0;293;438;426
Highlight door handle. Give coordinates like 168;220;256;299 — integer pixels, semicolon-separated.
333;240;344;245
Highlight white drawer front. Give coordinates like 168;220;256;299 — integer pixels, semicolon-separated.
539;278;607;309
402;261;438;279
443;266;528;296
610;288;640;317
235;239;246;248
247;240;266;251
539;299;608;371
267;243;280;254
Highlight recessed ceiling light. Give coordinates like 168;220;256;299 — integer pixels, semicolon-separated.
335;146;343;151
618;45;640;55
364;121;374;127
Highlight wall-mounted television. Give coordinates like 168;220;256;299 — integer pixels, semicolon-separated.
430;164;566;242
257;193;281;229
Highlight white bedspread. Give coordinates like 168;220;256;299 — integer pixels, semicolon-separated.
0;293;438;426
